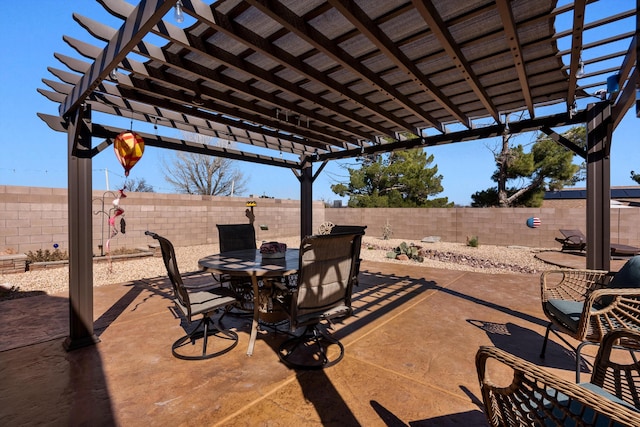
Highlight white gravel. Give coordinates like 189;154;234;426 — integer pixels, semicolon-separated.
0;236;556;299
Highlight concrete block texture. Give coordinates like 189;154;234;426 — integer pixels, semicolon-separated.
1;186;639;253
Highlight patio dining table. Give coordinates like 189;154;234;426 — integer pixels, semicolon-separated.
198;249;299;356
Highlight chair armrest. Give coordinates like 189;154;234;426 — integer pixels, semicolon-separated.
591;329;640;409
575;290;640;342
476;346;640;426
541;269;609;302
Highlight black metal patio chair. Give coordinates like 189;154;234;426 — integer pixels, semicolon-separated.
146;231;239;360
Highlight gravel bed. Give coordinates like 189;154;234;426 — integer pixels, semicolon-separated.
0;236;556;300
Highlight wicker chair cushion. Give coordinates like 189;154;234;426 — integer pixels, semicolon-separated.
579;383;640;413
545;299;603;332
600;256;640;305
610;256;640;289
545;386;639;426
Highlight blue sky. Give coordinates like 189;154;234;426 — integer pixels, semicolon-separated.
1;1;637;206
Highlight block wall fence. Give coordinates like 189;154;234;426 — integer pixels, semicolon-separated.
2;185;639;254
0;186;324;255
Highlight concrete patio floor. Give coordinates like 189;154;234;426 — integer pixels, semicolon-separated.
0;257;601;426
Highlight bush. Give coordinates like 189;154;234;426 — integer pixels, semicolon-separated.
382;221;393;240
26;248;69;264
467;236;479;247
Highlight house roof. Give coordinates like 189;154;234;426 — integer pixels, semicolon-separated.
545;186;640;200
37;0;637;169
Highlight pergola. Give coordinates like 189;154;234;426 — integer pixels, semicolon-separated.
38;0;638;349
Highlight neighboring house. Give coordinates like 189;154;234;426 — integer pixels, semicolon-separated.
544;186;640;208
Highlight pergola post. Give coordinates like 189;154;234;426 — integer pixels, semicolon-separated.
585;101;612;271
300;163;313;238
63;104;99;351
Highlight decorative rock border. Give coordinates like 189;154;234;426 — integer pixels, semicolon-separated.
27;251;154;271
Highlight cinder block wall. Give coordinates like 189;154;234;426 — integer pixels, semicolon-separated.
0;186;324;254
325;206;640;248
2;186;639;253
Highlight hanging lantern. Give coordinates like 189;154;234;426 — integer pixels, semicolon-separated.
114;131;145;176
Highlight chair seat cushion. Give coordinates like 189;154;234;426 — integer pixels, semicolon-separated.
598;255;640;306
579;382;639;413
540;384;639;426
545;299;605;332
610;256;640;289
175;290;237;317
297;304;351;327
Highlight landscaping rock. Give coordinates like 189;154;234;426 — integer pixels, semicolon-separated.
421;236;441;243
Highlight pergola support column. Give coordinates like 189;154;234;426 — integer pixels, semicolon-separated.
300;163;313;238
63;104;99;351
585;101;612;271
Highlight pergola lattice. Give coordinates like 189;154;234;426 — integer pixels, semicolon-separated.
37;0;638;349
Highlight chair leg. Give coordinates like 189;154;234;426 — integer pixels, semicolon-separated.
540;322;552;358
172;313;238;360
201;317;209;357
575;340;599;383
277;325;345;370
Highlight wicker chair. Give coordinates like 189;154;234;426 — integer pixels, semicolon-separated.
477;330;640;426
591;329;640;410
146;231;239;360
540;262;640;381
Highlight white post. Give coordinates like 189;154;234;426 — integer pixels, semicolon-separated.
105;168;110;191
230;180;234;197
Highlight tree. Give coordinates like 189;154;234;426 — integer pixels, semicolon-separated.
472;126;585;207
331;148;452;207
163;152;247;196
631;171;640;184
121;177;154;192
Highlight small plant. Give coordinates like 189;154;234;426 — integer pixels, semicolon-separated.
392;241;424;262
467;236;479;248
110;247;142;256
26;248;69;264
382;220;393;240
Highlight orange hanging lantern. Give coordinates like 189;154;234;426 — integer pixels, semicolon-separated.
114;131;144;176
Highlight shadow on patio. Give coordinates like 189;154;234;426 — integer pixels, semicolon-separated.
0;260;586;426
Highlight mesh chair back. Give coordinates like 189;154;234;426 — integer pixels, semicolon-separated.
146;232;191;317
330;225;366;286
216;224;256;252
294;233;357;320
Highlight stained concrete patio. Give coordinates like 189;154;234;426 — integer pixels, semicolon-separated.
0;258;597;426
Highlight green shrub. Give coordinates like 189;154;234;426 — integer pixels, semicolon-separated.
26;248;69;264
382;221;393;240
467;236;479;247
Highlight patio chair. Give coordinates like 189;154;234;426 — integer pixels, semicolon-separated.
216;223;257;253
276;233;358;369
555;229;587;252
329;225;366;287
611;243;640;258
476;330;640;427
540;256;640;381
554;228;640;257
146;231;239;360
216;224;257;311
